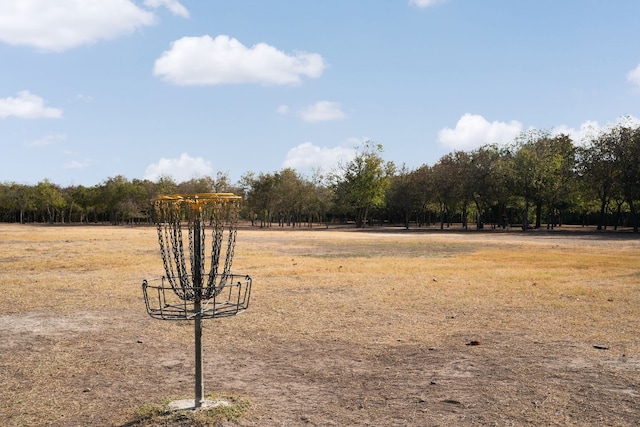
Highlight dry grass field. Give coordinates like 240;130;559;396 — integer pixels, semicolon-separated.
1;223;639;426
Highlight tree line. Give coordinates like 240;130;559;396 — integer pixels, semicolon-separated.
2;120;640;232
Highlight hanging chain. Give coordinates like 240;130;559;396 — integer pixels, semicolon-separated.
221;200;240;280
153;194;241;302
156;202;173;288
206;200;224;297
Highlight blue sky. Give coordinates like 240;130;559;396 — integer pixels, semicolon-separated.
1;0;639;186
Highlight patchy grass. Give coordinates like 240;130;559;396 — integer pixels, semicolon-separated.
1;224;640;425
129;394;250;426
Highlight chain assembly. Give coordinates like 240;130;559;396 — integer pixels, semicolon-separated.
153;193;242;301
143;193;251;321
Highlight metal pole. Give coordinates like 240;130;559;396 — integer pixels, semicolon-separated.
193;218;204;408
194;301;204;408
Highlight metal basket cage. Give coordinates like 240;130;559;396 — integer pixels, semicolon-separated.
142;274;252;320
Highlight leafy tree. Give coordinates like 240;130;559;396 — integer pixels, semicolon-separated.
242;168;321;227
36;179;67;223
305;170;334;227
510;131;578;229
176;172;232;194
0;183;18;222
155;175;178;195
468;144;508;228
65;185;95;223
62;186;83;223
387;164;422;229
332;142;394;227
242;171;278;227
538;134;577;228
410;164;435;227
610;122;640;232
451;151;476;229
577;130;621;230
279;168;315;227
98;176;148;224
431;154;462;229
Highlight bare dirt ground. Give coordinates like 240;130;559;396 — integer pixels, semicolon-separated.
1;224;639;426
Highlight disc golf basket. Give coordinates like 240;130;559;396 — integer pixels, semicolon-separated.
142;193;252;408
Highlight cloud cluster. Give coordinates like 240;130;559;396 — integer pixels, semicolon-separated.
0;0;189;52
0;0;155;51
299;101;346;122
409;0;447;8
143;0;190;19
438;114;640;152
0;91;62;119
553;116;640;145
551;121;601;145
144;153;214;182
628;63;640;90
153;35;326;86
63;159;91;170
278;101;346;122
437;113;522;150
26;133;67;147
282;142;355;171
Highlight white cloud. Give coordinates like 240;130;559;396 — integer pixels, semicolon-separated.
627;63;640;90
144;153;214;182
0;0;156;52
63;159;90;170
75;93;95;103
282;142;356;171
554;116;640;145
143;0;189;18
551;120;601;145
153;35;326;86
438;113;523;150
26;133;67;147
300;101;346;123
0;91;62;119
275;104;290;115
409;0;446;8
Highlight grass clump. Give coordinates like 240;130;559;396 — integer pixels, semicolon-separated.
132;402;167;421
129;394;250;426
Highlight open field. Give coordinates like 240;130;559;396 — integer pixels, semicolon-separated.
1;224;640;426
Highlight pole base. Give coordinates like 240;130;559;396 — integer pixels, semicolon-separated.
167;398;231;411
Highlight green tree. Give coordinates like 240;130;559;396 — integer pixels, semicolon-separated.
510;131;577;230
66;185;96;223
411;164;435;227
36;179;67;223
98;176;148;224
155;175;178;196
468;144;508;228
451;151;476;229
431;154;461;229
309;171;334;227
577;129;621;230
332;142;394;227
537;134;577;229
176;172;232;194
272;168;307;227
242;171;278;227
62;186;83;223
0;183;18;222
610;122;640;232
387;164;422;229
